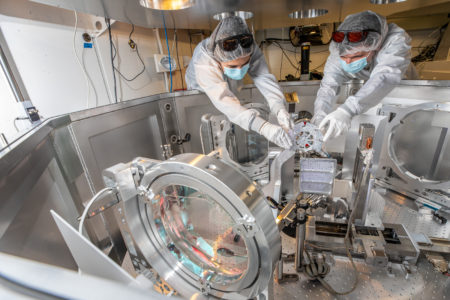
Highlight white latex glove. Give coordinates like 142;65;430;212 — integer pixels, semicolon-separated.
259;122;293;149
277;109;294;130
310;111;327;126
319;108;352;142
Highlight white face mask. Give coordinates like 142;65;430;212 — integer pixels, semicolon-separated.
340;54;370;74
223;64;250;80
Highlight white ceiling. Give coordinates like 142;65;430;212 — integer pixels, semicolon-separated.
29;0;450;30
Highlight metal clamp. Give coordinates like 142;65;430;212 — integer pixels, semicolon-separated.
233;215;258;238
176;133;191;145
138;187;154;205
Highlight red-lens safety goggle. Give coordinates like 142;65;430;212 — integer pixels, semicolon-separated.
332;30;372;43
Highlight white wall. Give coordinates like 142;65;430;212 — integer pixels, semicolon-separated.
0;14;169;119
0;1;188;141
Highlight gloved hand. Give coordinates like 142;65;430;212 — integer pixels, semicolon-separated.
319;108;352;142
259;122;293;149
277;109;294;130
310;111;327;126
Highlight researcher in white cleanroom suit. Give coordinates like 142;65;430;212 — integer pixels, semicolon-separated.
185;16;293;149
311;11;417;141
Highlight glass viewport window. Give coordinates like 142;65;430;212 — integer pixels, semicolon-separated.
150;184;249;284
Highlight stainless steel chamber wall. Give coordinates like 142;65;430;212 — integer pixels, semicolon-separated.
0;80;449;269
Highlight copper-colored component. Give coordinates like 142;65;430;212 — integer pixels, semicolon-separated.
366;137;373;149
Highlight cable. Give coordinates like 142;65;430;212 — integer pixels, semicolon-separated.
412;23;448;64
175;30;184;90
279;45;283;80
261;38;329;75
170;14;177;55
92;37;113;104
265;41;300;72
13;118;19;132
82;46;99;107
73;11;91;108
162;12;173;93
111;24;146;82
303;177;362;296
106;18;118;103
78;187;115;234
310;58;327;71
188;30;194;56
303;223;358;296
170;13;185;90
294;46;299;78
13;117;29;132
415;26;443;50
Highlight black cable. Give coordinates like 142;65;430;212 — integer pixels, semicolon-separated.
265;38;291;42
412;22;448;64
111;24;146;82
175;30;184;90
271;41;300;72
260;40;297;53
261;38;329;54
128;23;134;41
279;46;283;80
188;30;193;56
106;18;118;103
260;39;300;80
171;13;184;90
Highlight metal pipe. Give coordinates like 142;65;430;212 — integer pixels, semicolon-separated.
295;208;307;271
295;222;306;271
0;43;25;103
276;258;283;282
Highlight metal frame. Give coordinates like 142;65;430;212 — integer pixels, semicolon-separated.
103;153;281;299
1;79;449;295
201;103;270;181
375;102;450;208
262;149;296;202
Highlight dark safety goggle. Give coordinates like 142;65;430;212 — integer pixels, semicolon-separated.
218;34;254;52
332;30;376;43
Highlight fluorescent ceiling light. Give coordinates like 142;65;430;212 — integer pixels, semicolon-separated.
289;9;328;19
139;0;195;10
213;11;254;21
370;0;407;3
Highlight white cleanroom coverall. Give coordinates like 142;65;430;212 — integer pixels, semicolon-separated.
315;23;417;119
186;38;288;134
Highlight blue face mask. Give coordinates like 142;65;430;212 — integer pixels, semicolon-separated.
223;64;249;80
340;56;368;74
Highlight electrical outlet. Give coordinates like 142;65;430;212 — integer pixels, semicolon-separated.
154;54;181;73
